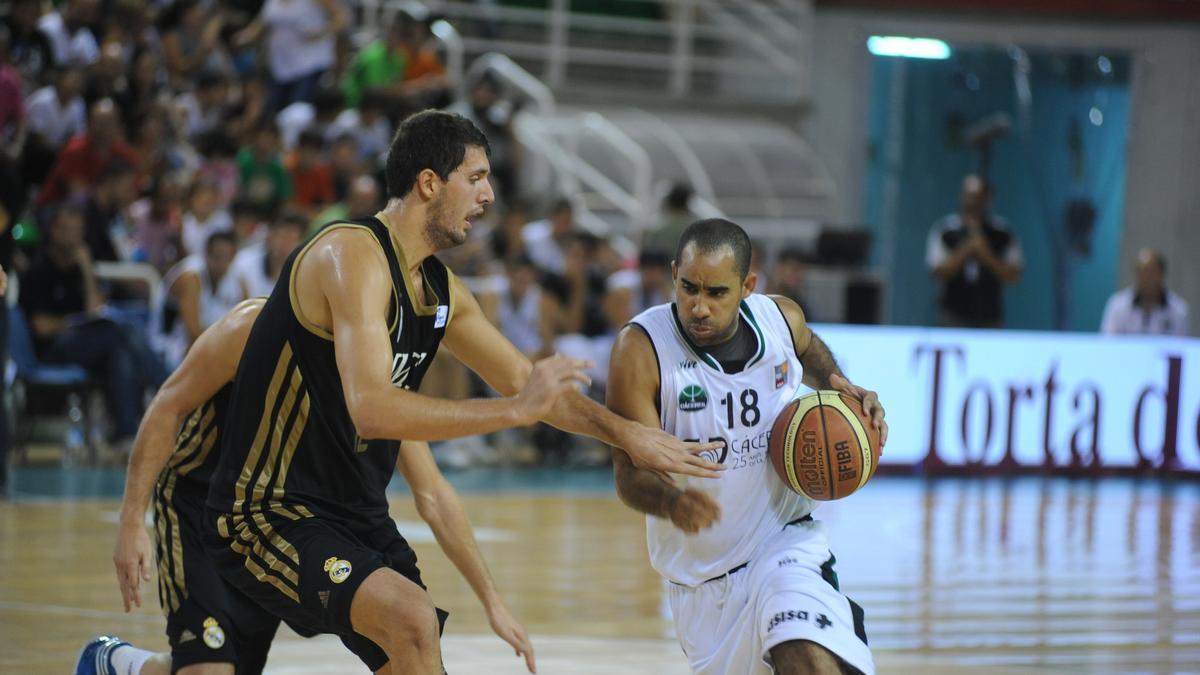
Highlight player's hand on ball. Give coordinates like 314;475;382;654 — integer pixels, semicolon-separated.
625;427;726;481
668;489;721;534
486;601;537;673
113;520;154;612
515;354;592;425
829;374;888;449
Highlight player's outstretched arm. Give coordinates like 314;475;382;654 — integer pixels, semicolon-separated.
441;274;724;480
396;440;536;673
607;326;720;534
114;298;263;612
771;295;888;446
307;230;587;440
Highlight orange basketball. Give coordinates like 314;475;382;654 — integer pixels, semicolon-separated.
769;390;881;501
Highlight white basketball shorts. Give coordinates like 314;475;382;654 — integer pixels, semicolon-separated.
667;519;874;675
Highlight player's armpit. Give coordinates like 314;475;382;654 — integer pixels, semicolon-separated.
771;295;845;390
770;294;814;362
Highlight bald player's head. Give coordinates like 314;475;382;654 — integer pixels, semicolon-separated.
346;175;381;218
89;98;121;145
1135;248;1166;298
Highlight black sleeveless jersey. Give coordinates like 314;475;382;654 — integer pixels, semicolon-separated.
205;216;453;530
157;383;232;503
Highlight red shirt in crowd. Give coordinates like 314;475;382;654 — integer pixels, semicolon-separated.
37;135;140;207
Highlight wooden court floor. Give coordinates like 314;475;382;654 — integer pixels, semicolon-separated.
2;473;1199;674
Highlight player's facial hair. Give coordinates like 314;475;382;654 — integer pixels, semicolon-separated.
424;190;466;250
690;311;739;346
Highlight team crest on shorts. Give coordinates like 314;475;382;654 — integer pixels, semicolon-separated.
202;617;225;649
678;384;708;412
324;556;353;584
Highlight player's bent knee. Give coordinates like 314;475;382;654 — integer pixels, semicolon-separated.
770;639;861;675
350;567;438;652
175;662;235;675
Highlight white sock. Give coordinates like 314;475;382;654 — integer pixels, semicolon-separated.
108;645;155;675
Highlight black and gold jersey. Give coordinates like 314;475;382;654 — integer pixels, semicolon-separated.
206;215;453;531
158;383;232;503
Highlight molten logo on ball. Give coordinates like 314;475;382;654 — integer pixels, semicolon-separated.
798;429;828;499
769;391;881;501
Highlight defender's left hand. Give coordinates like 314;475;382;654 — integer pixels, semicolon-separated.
829;374;888;449
487;601;537;673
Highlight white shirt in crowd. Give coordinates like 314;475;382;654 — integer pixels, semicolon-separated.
521;220;566;274
262;0;336;83
1100;287;1190;337
231;241;277;299
328;109;392;164
25;86;86;146
37;11;99;67
182;209;234;258
158;254;245;368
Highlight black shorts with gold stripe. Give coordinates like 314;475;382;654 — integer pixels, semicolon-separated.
153;488;281;673
202;510;448;671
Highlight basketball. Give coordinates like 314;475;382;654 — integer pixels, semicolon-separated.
769;390;881;501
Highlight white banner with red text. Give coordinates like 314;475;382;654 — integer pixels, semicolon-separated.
811;325;1200;472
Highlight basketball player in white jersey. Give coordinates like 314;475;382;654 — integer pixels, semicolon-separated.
608;218;888;675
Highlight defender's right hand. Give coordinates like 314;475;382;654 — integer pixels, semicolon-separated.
668;489;721;534
514;354;592;425
113;520;154;612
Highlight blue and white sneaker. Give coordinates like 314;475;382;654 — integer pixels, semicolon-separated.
73;635;128;675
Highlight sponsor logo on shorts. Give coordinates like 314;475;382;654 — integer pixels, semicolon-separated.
778;556;799;568
678;385;708;412
768;610;809;632
318;590;330;608
179;629;197;644
767;610;834;632
202;617;225;649
324;556;353;584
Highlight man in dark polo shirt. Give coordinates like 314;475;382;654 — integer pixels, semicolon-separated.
925;174;1023;328
19;204;166;446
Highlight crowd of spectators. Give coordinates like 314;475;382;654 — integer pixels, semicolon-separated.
0;0;836;488
0;0;466;485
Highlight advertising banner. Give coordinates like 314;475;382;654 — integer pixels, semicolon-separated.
814;325;1200;472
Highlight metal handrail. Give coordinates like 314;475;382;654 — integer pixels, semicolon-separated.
622;108;718;202
692;0;801;76
397;0;810;100
513;111;653;236
430;19;464;94
428;0;730;40
464;52;556;117
94;261;164;312
731;0;807;56
578;112;654;231
456;38;788;76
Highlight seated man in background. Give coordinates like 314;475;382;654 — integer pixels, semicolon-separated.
159;231;242;368
19;204;166;447
1100;248;1190;336
231;209;307;299
767;247;813;322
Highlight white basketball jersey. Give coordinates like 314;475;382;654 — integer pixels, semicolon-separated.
631;294;813;586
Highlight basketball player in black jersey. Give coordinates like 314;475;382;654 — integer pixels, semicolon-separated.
202;110;723;673
84;300;536;675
